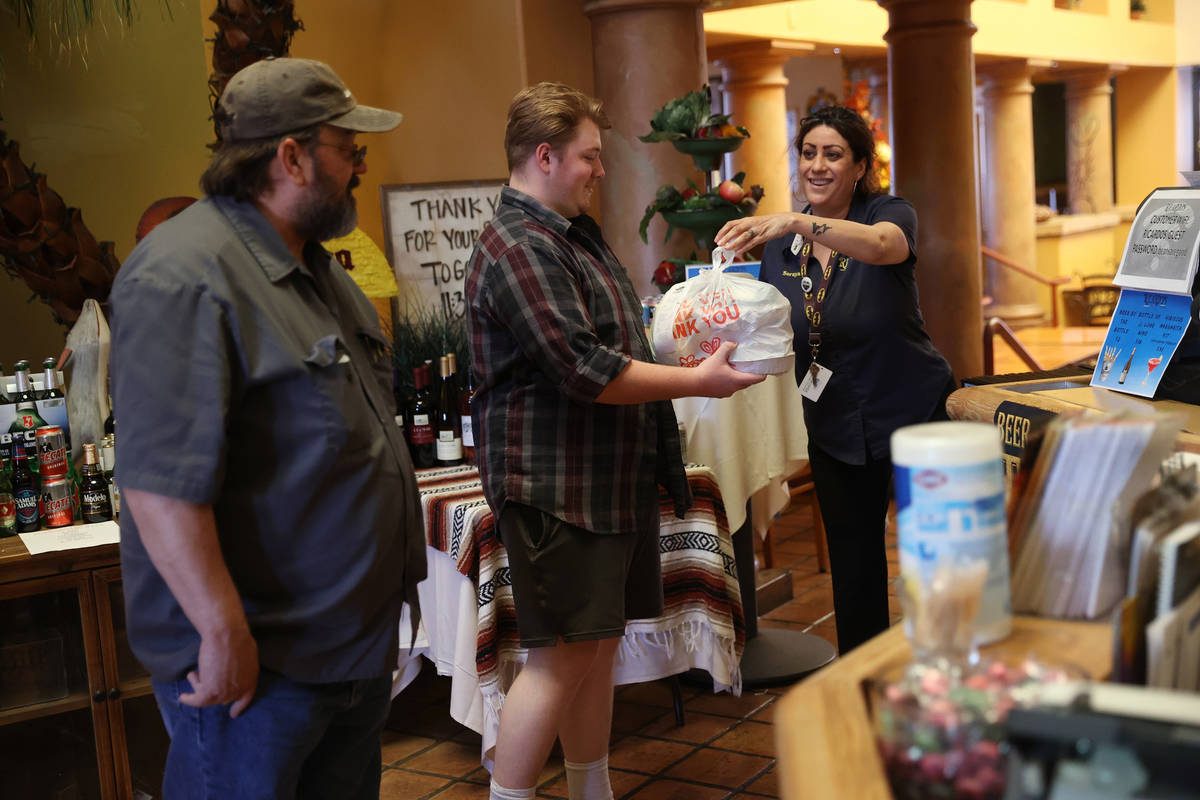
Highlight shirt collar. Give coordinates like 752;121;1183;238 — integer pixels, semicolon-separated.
212;195;327;283
500;185;574;237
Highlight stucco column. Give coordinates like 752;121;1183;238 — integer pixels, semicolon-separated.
978;59;1044;326
878;0;982;380
711;40;814;217
584;0;707;295
1063;67;1117;214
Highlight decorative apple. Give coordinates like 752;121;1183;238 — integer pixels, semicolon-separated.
717;180;745;204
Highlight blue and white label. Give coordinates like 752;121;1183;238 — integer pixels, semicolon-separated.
894;460;1012;643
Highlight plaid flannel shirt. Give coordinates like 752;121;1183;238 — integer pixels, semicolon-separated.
465;186;690;535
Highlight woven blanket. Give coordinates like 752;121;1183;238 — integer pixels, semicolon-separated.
412;464;746;748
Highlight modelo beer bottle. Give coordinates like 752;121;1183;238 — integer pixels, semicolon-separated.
80;443;113;523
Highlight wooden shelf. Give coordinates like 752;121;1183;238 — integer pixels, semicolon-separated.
119;676;153;700
0;690;91;727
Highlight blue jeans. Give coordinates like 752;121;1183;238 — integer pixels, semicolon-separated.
151;670;391;800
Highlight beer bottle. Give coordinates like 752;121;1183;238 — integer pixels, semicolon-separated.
0;361;9;404
434;356;463;467
11;441;40;532
8;362;47;476
407;365;436;468
0;466;15;536
100;433;120;517
80;443;113;523
11;360;37;404
460;367;476;466
37;358;64;401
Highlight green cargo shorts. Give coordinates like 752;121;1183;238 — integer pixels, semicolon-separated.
496;503;664;648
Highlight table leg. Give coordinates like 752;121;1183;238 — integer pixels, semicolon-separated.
731;502;837;688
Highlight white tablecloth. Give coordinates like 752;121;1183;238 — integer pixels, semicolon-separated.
393;465;744;769
672;372;809;537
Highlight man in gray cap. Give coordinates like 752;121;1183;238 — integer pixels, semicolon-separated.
109;57;425;799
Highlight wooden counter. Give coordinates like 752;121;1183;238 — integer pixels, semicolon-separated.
947;375;1200;457
772;617;1111;800
0;531;119;584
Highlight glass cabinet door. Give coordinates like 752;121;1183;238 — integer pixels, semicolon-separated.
94;567;169;799
0;572;112;799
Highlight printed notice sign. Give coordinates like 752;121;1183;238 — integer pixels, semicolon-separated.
1114;188;1200;295
1091;289;1192;397
381;180;505;318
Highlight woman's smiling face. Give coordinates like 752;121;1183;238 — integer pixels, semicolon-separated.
799;124;866;217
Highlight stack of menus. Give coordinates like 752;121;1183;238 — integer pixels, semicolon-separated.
1092;186;1200;398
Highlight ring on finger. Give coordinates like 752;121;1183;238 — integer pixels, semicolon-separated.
746;228;757;238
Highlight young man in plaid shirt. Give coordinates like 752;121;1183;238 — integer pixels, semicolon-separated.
465;83;763;800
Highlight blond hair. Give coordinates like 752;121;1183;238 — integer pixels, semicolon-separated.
504;82;610;172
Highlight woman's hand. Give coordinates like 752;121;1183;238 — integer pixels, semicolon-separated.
715;213;798;255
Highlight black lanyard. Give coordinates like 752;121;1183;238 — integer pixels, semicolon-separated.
796;238;849;380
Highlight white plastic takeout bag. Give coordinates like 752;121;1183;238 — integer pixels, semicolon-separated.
651;247;794;375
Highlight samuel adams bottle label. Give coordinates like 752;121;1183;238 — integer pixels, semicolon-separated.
12;441;40;532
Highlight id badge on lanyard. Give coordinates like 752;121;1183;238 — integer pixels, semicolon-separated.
793;233;848;401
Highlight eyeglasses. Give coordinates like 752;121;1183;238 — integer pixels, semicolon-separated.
317;141;367;166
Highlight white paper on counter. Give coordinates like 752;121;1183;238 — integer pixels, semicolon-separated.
19;520;119;554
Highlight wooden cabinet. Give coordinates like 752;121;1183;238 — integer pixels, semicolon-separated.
0;540;167;799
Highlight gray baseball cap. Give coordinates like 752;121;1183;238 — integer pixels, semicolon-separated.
216;57;403;141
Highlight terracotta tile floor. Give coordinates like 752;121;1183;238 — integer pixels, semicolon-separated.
381;500;902;799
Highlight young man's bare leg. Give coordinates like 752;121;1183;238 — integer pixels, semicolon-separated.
559;637;619;800
491;638;604;792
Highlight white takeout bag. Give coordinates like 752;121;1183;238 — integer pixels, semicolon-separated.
651;247;794;375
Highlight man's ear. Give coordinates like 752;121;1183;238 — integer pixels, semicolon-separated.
533;142;555;176
277;137;310;186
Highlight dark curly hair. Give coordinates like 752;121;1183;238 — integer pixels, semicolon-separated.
794;105;878;201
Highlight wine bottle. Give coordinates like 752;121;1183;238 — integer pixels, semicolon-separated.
434;355;463;466
1118;346;1136;385
407;365;437;468
460;366;476;466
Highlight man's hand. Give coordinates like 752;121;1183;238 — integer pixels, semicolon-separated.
694;341;766;397
181;626;259;717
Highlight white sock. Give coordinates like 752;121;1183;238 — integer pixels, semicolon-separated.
564;755;614;800
489;779;536;800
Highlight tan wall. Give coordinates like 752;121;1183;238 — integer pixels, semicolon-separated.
1115;67;1181;207
0;0;212;367
279;0;594;294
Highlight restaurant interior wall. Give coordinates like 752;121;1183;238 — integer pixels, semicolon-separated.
0;0;211;367
0;0;595;359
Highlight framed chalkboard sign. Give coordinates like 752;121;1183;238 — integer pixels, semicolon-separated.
380;179;506;319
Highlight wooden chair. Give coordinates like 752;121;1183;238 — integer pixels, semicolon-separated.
762;460;830;573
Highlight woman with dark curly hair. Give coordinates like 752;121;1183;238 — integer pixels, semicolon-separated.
715;105;954;653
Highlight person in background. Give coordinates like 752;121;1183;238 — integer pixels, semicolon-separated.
466;82;762;800
715;104;955;654
109;57;426;800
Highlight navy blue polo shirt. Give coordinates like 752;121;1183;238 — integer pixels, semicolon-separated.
760;193;954;465
110;196;426;683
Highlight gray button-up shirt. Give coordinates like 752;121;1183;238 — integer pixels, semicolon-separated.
110;195;425;683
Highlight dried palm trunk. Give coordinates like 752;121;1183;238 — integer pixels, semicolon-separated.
208;0;302;140
0;131;120;326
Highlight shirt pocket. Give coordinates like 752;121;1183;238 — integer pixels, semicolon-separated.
302;332;364;454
